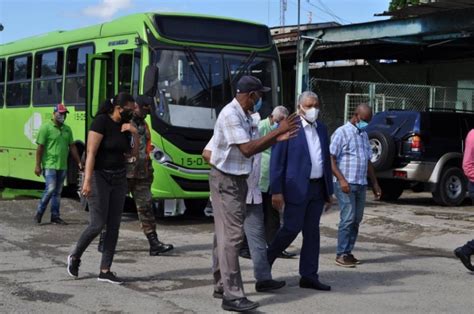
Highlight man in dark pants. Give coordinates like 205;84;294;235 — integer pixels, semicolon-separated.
267;91;333;291
454;129;474;271
209;76;298;312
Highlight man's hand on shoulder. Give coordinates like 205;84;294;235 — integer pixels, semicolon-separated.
276;113;299;142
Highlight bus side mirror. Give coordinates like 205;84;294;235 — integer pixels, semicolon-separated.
143;66;159;97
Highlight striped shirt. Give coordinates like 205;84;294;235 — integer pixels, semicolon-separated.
210;98;253;175
330;122;372;185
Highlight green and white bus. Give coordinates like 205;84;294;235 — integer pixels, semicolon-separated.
0;13;282;216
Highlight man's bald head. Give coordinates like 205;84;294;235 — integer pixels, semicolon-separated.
354;103;372;122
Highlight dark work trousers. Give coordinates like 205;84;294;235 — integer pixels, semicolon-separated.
72;170;127;270
267;180;325;280
262;191;281;245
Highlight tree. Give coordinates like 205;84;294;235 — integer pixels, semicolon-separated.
389;0;421;11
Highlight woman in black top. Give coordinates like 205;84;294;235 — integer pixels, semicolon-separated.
67;92;138;284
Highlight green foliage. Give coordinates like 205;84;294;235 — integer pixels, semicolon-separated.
389;0;421;11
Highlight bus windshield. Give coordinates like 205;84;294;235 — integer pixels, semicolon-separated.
152;49;278;130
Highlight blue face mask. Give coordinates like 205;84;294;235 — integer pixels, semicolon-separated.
356;120;369;130
254;98;262;112
271;122;279;130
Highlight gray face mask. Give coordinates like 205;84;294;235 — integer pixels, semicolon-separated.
55;114;65;124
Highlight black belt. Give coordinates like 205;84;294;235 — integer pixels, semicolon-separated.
309;177;323;183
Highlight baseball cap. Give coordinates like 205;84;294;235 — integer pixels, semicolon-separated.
236;75;271;94
53;103;69;113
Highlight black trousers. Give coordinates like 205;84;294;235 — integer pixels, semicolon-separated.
72;170;127;270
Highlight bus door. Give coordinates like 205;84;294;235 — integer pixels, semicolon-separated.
114;49;141;97
86;54;112;133
85;49;141;136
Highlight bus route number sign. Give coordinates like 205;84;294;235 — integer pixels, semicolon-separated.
180;157;204;167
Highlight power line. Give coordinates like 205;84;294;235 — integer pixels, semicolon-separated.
306;0;352;24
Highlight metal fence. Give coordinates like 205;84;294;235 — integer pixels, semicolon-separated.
309;78;474;133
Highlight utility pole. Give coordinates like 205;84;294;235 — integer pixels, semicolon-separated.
280;0;287;26
295;0;301;106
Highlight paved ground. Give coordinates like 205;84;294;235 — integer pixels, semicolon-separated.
0;191;473;313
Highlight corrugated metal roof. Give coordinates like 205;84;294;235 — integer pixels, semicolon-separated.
378;0;474;18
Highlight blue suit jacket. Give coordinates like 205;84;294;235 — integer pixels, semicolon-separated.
270;119;333;204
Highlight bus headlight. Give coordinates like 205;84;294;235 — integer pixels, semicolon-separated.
151;147;172;164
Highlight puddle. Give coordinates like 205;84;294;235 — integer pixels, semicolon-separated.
11;287;73;303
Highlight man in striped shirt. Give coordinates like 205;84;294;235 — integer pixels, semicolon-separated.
330;104;381;268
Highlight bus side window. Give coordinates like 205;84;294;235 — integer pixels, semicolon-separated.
6;55;32;107
118;54;132;94
0;59;5;107
33;49;64;106
64;45;94;107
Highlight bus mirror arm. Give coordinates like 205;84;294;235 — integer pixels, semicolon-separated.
144;65;159;97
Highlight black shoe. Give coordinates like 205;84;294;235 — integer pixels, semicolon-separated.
221;297;259;312
67;255;80;278
213;290;223;299
150;241;174;256
299;277;331;291
34;213;43;224
278;250;296;259
51;217;68;225
146;232;174;255
98;271;123;285
239;249;251;259
255;279;286;292
454;247;474;271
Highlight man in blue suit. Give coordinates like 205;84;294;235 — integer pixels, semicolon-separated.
267;91;333;291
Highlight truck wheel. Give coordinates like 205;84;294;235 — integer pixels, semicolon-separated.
368;131;396;171
432;167;467;206
379;179;404;201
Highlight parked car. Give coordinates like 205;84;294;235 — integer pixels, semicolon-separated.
365;109;474;206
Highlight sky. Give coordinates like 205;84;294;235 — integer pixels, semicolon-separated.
0;0;390;44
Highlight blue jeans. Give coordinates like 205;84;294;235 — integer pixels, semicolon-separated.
244;203;272;282
334;182;367;256
36;169;67;219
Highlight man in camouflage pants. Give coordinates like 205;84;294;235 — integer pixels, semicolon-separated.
99;95;173;255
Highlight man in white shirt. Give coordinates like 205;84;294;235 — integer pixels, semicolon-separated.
268;91;333;291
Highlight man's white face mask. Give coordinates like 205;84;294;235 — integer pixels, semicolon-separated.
301;107;319;123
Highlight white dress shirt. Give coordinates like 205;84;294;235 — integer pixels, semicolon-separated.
301;117;323;179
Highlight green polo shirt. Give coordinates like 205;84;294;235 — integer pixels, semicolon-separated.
36;120;74;170
258;117;273;193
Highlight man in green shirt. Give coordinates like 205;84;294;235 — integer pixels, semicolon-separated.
258;106;295;258
34;104;82;225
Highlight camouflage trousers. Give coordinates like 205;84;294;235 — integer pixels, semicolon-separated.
128;177;156;235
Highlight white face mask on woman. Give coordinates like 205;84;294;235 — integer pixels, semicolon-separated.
300;107;319;123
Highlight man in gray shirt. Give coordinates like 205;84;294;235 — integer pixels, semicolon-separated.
209;76;298;312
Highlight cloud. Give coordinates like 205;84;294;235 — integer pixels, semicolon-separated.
82;0;132;20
